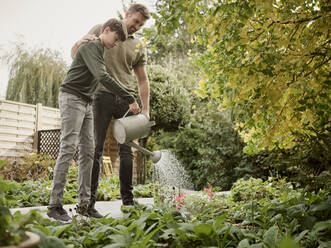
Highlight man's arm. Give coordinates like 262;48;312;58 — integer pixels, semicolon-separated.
134;65;150;119
71;34;98;59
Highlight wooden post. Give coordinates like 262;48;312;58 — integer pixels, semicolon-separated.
33;103;42;150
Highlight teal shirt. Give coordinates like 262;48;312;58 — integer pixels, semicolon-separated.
60;39;135;103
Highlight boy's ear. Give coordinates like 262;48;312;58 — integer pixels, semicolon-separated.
103;26;110;33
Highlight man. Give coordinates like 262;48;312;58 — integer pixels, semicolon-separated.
71;4;150;218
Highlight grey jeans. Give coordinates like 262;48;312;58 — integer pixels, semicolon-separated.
49;91;94;208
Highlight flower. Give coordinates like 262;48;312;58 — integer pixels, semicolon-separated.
173;193;186;210
204;183;214;200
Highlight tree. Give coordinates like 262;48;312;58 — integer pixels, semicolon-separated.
3;41;68;108
154;0;331;153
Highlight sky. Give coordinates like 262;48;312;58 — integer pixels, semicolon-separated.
0;0;155;99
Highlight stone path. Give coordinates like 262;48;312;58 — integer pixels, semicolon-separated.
10;191;230;220
10;198;154;219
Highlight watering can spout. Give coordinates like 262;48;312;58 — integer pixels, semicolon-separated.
126;141;162;164
152;150;162;163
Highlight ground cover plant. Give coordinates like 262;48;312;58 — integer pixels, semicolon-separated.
2;163;330;248
0;154;155;208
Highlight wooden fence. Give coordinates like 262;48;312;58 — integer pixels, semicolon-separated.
0;100;60;158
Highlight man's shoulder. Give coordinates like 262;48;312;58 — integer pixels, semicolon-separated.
88;24;103;36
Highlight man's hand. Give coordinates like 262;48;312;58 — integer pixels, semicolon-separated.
129;102;141;115
78;34;98;46
71;34;98;59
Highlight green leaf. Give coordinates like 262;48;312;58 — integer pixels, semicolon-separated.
238;239;250;248
311;220;331;235
53;224;72;238
263;226;278;248
294;230;309;243
277;237;300;248
141;224;165;247
193;223;214;238
310;200;331;213
214;214;226;228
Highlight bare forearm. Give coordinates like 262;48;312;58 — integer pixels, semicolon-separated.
134;66;150;116
139;80;150;112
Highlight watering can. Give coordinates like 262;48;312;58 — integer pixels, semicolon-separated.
112;112;162;163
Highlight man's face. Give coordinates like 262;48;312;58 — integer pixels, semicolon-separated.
125;11;147;34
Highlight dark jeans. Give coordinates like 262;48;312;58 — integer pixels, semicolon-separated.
91;91;134;206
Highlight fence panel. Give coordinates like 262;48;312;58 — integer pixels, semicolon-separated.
0;100;36;158
0;100;60;159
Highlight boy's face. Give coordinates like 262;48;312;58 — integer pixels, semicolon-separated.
103;30;120;49
125;11;147;34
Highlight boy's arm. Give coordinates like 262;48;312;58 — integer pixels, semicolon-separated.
79;42;136;104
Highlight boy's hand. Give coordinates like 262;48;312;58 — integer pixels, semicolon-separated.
129;102;141;115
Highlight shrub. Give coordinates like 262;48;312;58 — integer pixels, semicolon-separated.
148;64;190;131
0;153;55;182
156;104;250;190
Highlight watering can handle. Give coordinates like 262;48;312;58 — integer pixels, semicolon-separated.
122;109;130;118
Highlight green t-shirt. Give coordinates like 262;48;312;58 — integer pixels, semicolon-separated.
88;24;147;95
61;39;135;103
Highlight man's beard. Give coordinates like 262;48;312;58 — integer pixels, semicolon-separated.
128;27;136;35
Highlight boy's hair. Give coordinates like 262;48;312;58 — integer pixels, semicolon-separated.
102;18;127;41
128;3;150;20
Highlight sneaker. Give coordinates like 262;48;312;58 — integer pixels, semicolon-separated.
87;207;103;219
47;206;71;221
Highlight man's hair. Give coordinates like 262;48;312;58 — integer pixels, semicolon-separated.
102;18;128;41
128;3;150;20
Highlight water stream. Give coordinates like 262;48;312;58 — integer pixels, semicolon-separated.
153;150;194;190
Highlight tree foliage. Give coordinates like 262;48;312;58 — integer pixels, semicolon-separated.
154;0;331;153
3;42;68;108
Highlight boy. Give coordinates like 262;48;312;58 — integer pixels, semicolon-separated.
47;18;140;221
